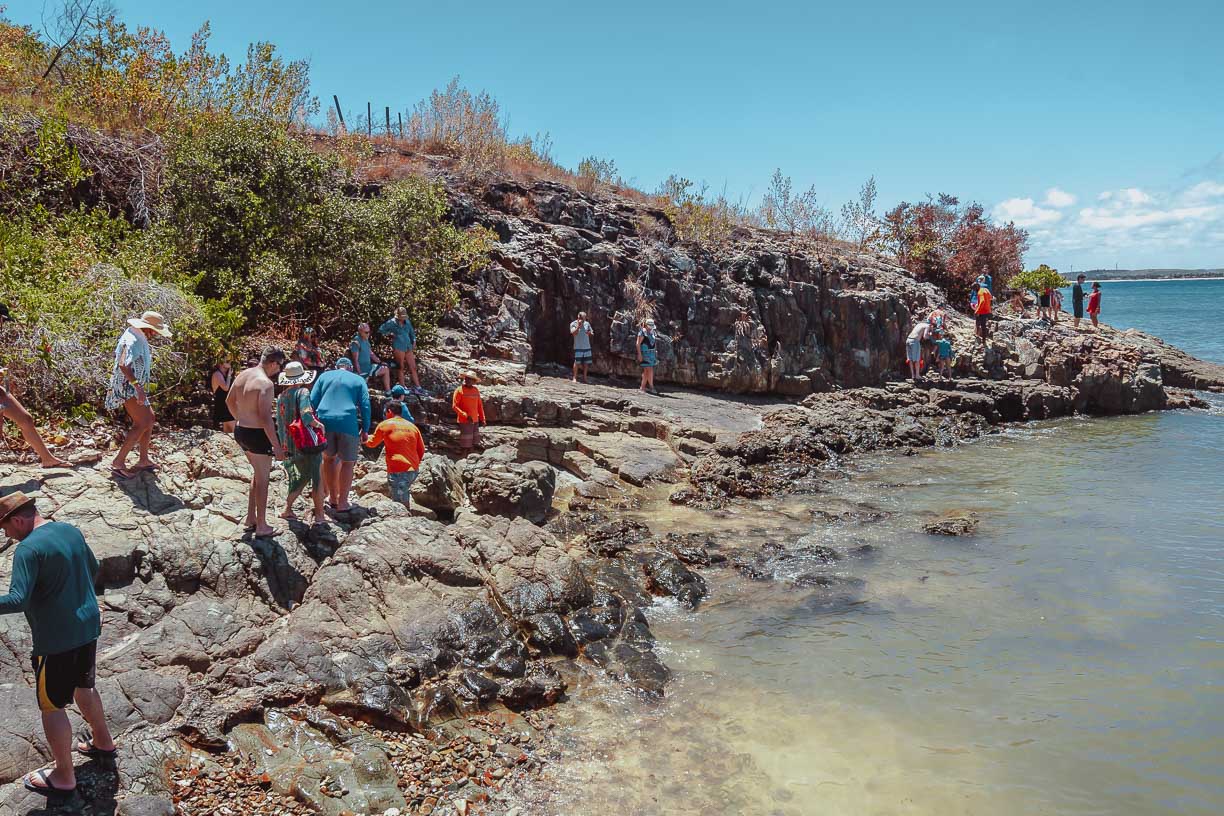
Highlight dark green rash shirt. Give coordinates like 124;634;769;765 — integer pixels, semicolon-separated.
0;521;101;656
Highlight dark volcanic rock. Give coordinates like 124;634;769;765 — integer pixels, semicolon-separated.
462;449;556;524
643;554;708;609
923;510;980;536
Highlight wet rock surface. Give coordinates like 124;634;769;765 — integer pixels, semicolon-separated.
923;510;981;536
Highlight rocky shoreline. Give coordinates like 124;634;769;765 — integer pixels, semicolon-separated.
2;178;1224;815
1;352;1221;815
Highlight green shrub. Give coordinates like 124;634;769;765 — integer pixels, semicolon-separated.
0;209;236;415
1010;264;1068;293
166;116;491;341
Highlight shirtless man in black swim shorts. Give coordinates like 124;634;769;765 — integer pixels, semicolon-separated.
226;347;286;537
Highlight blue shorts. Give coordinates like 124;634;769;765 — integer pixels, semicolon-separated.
574;349;593;364
388;470;417;503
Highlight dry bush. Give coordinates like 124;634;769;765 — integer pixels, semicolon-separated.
622;274;657;323
405;77;507;178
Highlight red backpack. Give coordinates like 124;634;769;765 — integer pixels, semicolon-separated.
287;395;326;454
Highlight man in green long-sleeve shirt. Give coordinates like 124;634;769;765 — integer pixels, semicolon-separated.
0;492;115;795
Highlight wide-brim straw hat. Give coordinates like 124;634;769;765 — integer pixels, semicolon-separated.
278;361;316;386
0;491;35;523
127;310;172;338
462;370;480;383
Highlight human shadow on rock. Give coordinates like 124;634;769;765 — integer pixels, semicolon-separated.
112;473;184;516
19;757;118;816
245;535;308;610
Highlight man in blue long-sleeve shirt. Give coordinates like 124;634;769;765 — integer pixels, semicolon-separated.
0;492;115;795
379;307;425;394
311;358;371;513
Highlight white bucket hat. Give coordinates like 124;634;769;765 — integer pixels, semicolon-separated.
278;361;316;386
127;311;172;338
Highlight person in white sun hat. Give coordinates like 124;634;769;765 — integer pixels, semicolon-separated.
105;311;171;480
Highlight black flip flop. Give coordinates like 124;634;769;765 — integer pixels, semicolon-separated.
23;768;75;796
110;467;137;481
76;739;117;760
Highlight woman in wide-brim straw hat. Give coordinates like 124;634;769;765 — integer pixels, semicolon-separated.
274;362;326;526
106;311;171;480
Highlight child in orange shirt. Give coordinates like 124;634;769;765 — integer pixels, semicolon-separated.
451;370;486;456
364;399;425;503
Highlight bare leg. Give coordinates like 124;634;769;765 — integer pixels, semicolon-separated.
281;485;304;519
336;461;356;511
394;350;407;387
243;452;274;534
322;453;339;506
404;350;420;388
582;364;590;384
380;367;391;391
1;399;67;467
74;687;114;751
572;362;578;382
310;480;325;525
111;397;151;471
35;709;76;790
134;406;156;468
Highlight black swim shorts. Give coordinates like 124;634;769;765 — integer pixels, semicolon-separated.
1073;303;1084;318
234;425;274;456
975;313;991;333
32;640;97;712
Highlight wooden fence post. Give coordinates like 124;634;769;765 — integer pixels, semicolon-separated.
367;102;372;135
398;112;403;139
385;106;391;137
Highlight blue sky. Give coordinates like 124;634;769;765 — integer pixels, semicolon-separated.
5;0;1223;269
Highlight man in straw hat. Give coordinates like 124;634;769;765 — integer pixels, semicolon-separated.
379;307;425;394
106;311;172;480
227;347;288;537
451;370;486;457
0;492;115;795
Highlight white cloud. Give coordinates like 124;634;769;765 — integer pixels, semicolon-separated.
1097;187;1152;205
992;197;1063;227
997;167;1224;269
1076;204;1215;230
1182;181;1224;203
1043;187;1076;208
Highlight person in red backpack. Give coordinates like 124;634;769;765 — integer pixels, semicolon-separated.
275;362;325;526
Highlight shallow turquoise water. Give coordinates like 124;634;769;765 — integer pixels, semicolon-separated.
537;281;1224;816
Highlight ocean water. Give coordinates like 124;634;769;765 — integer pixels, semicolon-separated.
533;280;1224;815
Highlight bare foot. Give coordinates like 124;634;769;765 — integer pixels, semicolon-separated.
253;525;280;537
40;458;70;469
278;509;298;521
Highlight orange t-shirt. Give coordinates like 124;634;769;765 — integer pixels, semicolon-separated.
365;416;425;473
974;288;993;315
452;385;486;424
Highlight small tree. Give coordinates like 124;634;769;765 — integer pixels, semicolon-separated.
839;175;883;250
1009;264;1068;294
575;155;617;192
758;168;833;237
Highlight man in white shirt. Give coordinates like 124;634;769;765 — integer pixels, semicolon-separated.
906;321;932;382
571;311;594;383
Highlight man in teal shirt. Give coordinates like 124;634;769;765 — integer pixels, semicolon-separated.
311;358;372;513
378;307;425;394
0;492;115;795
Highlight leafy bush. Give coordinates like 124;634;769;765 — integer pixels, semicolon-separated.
654;175;747;246
166;116;491;341
576;156;618;192
1009;264;1068;293
0;209;237;414
884;193;1029;295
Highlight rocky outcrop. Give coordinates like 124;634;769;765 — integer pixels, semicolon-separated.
0;427;680;814
444;177;1224;406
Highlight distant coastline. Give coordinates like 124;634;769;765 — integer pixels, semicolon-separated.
1081;268;1224;281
